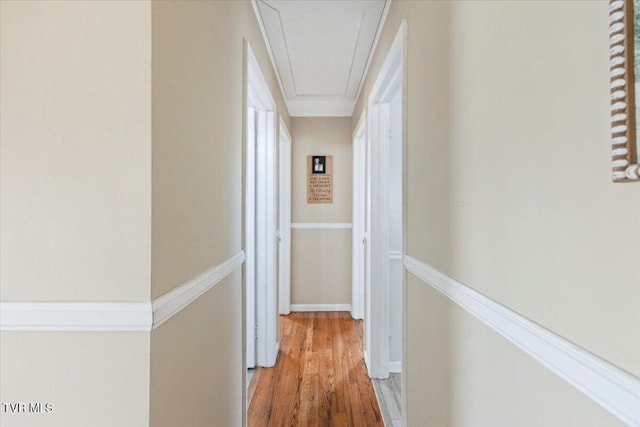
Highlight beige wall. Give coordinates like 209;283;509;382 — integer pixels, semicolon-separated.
406;275;624;427
150;273;242;427
0;2;152;426
292;118;352;223
2;1;287;425
0;0;151;302
290;118;352;305
0;332;150;427
150;1;288;426
291;229;352;305
445;0;640;376
355;0;640;424
152;0;289;300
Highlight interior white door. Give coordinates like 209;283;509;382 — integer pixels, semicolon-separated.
246;106;257;369
364;115;373;374
246;44;279;369
256;109;268;367
253;108;279;368
367;103;391;379
388;86;403;371
278;121;292;315
352;116;367;321
264;110;279;367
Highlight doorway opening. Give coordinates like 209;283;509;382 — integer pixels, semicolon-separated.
354;20;406;427
245;43;279;376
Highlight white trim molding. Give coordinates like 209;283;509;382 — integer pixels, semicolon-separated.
290;304;352;312
153;251;246;328
388;361;402;374
404;255;640;427
1;251;246;332
291;223;352;229
365;19;407;380
0;302;152;332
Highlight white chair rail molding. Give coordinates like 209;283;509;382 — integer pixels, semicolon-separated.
0;251;246;332
403;255;640;427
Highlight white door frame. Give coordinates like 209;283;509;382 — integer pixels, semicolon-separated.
246;104;257;369
245;43;279;369
365;21;406;380
352;112;367;321
278;119;292;315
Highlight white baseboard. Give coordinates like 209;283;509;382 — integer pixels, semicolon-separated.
389;361;402;373
290;223;352;229
404;255;640;427
290;304;352;312
1;251;245;332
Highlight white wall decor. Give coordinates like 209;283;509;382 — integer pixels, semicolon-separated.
609;0;640;181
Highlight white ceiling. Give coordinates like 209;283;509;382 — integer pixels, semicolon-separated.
253;0;389;117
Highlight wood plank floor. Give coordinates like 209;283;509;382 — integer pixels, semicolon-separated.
248;312;384;427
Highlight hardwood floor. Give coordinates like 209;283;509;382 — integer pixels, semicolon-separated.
248;312;384;427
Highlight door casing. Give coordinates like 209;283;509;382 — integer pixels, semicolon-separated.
245;43;279;372
363;20;406;383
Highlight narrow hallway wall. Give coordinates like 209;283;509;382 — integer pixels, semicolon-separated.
355;1;640;425
0;1;152;426
290;117;353;308
0;1;290;426
150;1;289;426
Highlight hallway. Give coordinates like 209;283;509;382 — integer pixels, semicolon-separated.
248;312;383;427
2;2;639;427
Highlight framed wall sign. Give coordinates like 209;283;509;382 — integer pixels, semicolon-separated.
307;155;333;203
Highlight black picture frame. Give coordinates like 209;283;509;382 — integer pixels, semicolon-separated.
312;155;326;174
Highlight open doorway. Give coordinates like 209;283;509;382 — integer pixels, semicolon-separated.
245;43;279;377
354;21;406;427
